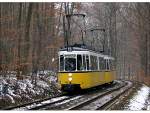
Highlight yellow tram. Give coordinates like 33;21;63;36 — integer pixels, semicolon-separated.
57;45;116;92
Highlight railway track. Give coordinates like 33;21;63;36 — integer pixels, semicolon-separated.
3;80;132;110
29;95;82;110
66;81;132;110
42;80;129;110
3;93;64;110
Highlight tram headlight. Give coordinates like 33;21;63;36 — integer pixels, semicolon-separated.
68;73;72;76
68;77;72;81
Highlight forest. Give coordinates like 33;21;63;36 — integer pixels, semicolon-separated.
0;2;150;85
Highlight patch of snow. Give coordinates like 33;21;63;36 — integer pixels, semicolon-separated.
49;75;57;82
125;85;150;110
37;80;49;88
33;87;42;95
54;96;82;106
22;94;33;101
23;79;33;88
5;94;15;104
8;88;15;96
37;70;55;76
44;96;68;104
16;81;27;93
1;79;8;85
26;87;36;95
0;70;60;107
27;96;69;109
0;84;3;94
147;99;150;110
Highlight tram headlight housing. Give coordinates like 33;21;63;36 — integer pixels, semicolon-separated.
68;77;72;81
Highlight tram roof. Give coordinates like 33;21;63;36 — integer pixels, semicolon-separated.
59;44;114;59
59;44;103;53
59;47;105;57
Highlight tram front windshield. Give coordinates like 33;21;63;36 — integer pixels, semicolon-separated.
65;58;76;71
60;54;76;71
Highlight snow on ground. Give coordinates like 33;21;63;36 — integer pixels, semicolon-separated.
0;71;61;108
37;80;49;89
124;84;150;110
147;99;150;110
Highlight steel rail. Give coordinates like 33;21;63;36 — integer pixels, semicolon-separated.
96;81;133;110
29;95;78;110
65;81;130;110
3;93;64;110
40;81;119;110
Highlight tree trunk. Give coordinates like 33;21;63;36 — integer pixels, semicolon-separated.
23;3;33;75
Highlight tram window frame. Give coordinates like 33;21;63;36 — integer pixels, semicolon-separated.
59;55;64;71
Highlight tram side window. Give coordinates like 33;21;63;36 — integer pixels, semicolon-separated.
110;60;112;70
109;60;111;70
102;58;106;70
95;56;98;70
90;55;98;70
112;60;115;70
105;59;109;70
106;59;110;70
99;57;103;70
83;55;86;70
86;55;89;70
77;55;82;70
60;55;64;71
90;56;94;70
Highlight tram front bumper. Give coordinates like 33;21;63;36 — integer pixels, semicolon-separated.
61;84;81;92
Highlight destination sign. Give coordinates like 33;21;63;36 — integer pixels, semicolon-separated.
65;54;76;58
